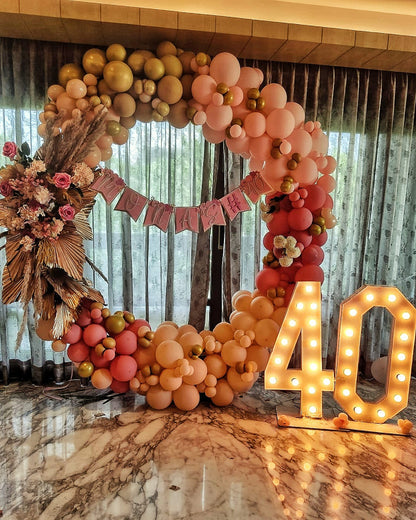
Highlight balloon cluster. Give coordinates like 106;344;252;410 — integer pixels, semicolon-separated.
53;296;281;410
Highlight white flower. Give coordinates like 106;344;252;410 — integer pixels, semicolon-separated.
279;257;293;267
273;235;287;248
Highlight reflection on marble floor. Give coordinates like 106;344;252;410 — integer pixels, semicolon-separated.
1;379;415;519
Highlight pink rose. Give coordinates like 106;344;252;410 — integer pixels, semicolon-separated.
0;180;12;197
58;204;75;221
53;172;72;189
2;141;17;160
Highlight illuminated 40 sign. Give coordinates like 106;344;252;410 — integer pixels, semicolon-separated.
265;282;416;426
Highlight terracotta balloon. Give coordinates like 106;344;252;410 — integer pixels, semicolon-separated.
303;185;326;211
146;384;173;409
91;368;113;389
227;367;255;393
36;317;56;341
113;93;136;117
83;323;107;347
135;101;153;123
110;355;137;382
132;342;157;369
173;384;200;411
67;340;90;362
288;207;313;231
267;210;290;235
209;52;240;86
302;244;325;265
115;330;138;355
168;100;190;128
90;348;111;368
233;293;253;312
255;268;280;295
178;331;203;356
159;368;183;391
295;264;325;283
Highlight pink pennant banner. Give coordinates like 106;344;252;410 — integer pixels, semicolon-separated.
220;188;251;220
90;169;126;204
175;207;199;233
115;187;148;221
240;171;273;203
143;200;174;232
199;200;226;232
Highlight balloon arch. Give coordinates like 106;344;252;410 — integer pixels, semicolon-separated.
0;40;337;411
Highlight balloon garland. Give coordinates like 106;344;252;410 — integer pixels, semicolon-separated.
0;40;337;411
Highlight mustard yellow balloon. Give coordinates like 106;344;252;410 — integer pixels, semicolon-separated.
106;43;127;62
156;40;177;58
127;51;146;75
144;58;165;81
58;63;83;88
103;61;134;93
157;75;183;105
82;48;107;77
160;54;183;79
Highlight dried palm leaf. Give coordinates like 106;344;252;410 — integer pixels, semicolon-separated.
85;256;108;283
2;267;24;303
73;212;93;240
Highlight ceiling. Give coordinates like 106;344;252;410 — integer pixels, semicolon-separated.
1;1;416;72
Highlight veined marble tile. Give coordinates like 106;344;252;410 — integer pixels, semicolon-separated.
0;379;415;519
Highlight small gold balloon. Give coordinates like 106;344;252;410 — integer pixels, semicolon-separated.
156;101;170;117
78;361;95;378
133;79;143;95
216;83;229;95
223;91;234;105
106;120;121;136
186;106;197;120
103;337;116;349
99;94;112;108
142;365;151;377
90;302;104;310
89;95;101;107
152;110;164;123
123;312;135;323
292;153;302;163
101;308;111;318
138;337;151;348
271;148;282;159
195;52;207;67
247;88;260;100
82;48;107;77
236;361;245;374
143;79;156;96
309;224;322;236
160;54;183;78
225;127;232;139
314;216;325;227
246;99;257;111
106;43;127;62
95;343;106;356
284;176;294;182
272;138;283;147
145;331;155;340
287;159;298;170
151;363;162;375
58;63;83;88
256;97;266;110
231;118;243;126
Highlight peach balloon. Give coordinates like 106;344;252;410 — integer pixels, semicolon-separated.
225;134;250;155
321;155;337;174
233;293;253;312
204;354;227;379
96;133;113;150
156;339;184;368
84;145;101;168
56;92;77;115
91;368;113;389
254;318;280;348
153;324;179;345
48;84;65;101
249;134;272;160
292;157;319;186
230;311;257;333
213;322;234;343
231;289;251;308
159;368;183;391
173;383;200;411
132;342;157;369
227;367;255;393
146;384;173;409
221;340;247;367
237;67;263;90
286;128;313;157
178;331;203;356
182;358;208;385
211;379;234;406
318;174;336;193
209;52;240;86
250;296;274;319
229;86;244;106
177;324;198;337
245;345;270;372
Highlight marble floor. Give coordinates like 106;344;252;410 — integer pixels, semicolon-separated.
1;379;415;520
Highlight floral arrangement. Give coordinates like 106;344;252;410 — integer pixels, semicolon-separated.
0;111;107;343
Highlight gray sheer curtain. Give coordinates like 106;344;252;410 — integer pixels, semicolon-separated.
2;37;416;383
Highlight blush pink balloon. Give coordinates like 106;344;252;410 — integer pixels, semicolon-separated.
311;127;329;155
229;124;242;138
212;92;224;106
193;111;207;125
226;134;250;155
244;112;266;138
48;84;65;101
191;75;217;105
209;52;240;86
84;145;101;168
263;156;288;180
237;67;263;90
249;134;272;160
202;124;226;144
315;156;328;171
96;133;113;150
286;128;313;157
285;102;305;128
66;78;87;99
266;109;295;139
318;174;336;193
206;104;233;131
229;85;244;106
56;92;77;114
261;83;287;114
304;121;315;133
249;157;265;171
188;99;204;111
232;103;251;121
291;157;318;186
279;140;291;155
321;155;337;174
